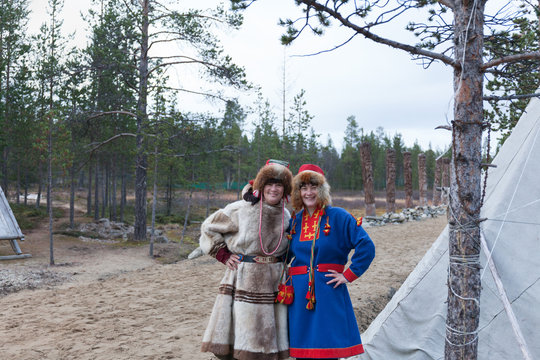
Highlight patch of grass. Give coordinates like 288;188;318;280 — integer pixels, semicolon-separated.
109;240;148;248
155;213;185;225
10;203;64;230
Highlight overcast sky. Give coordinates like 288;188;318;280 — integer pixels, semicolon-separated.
28;0;461;152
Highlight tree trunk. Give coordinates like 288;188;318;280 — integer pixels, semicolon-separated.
2;147;8;199
16;161;20;204
47;113;54;266
444;2;484;359
69;162;75;229
101;160;106;218
418;153;428;206
87;163;92;215
403;151;413;208
150;146;158;257
36;162;42;208
120;160;126;223
360;142;375;216
181;186;194;247
111;154;117;221
94;160;99;221
79;169;85;188
166;165;173;216
134;0;149;241
385;148;396;213
237;144;241;200
206;185;211;218
24;170;28;206
432;157;443;206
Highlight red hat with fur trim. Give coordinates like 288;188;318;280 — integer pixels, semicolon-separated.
291;163;332;211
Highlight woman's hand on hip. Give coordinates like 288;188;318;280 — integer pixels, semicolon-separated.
325;269;348;288
226;254;241;270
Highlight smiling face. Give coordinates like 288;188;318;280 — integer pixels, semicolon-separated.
300;183;319;214
263;182;284;206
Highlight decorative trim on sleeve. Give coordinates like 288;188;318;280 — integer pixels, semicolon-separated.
215;246;232;264
208;242;227;258
347;211;363;226
343;268;359;282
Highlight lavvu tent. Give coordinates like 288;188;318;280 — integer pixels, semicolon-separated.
362;95;540;359
0;187;30;260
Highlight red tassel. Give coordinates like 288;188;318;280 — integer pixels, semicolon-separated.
323;224;331;235
306;293;316;310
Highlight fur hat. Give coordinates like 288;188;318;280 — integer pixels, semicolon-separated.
250;159;293;201
291;164;332;211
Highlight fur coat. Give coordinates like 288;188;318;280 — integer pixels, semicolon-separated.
200;188;291;360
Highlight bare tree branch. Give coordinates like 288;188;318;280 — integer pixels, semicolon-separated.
482;51;540;71
148;145;238;158
87;133;136;154
291;33;359;57
296;0;458;67
85;110;138;121
156;85;228;101
484;92;540;101
437;0;456;10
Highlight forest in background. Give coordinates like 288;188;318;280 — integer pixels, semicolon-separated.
1;0;538;239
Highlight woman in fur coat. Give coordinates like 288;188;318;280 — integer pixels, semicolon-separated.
287;164;375;360
200;160;293;360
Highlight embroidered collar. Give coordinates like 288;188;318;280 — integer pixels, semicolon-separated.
300;206;323;242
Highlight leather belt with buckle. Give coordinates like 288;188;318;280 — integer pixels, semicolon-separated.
238;254;283;264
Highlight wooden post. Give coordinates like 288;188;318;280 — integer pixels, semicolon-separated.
385;148;396;213
433;157;443;206
360;142;376;216
418;153;428;206
403;151;413;209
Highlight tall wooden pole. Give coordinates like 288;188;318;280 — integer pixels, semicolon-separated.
360;142;375;216
418;153;428;206
403;151;413;209
385;148;396;213
445;0;485;358
433;157;443;206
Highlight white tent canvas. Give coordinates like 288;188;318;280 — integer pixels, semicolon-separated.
362;95;540;360
0;186;29;259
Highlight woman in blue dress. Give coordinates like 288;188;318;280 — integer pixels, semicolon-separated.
287;164;375;360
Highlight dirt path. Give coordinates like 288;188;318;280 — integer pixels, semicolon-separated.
0;211;447;359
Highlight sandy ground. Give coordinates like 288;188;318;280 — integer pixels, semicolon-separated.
0;209;447;360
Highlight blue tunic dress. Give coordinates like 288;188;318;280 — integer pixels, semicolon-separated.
287;206;375;359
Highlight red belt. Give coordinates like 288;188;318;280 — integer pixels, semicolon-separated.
289;263;345;275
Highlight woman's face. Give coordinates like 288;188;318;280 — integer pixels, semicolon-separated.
263;182;284;205
300;183;319;211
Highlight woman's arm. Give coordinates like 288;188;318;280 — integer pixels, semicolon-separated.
199;206;239;259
